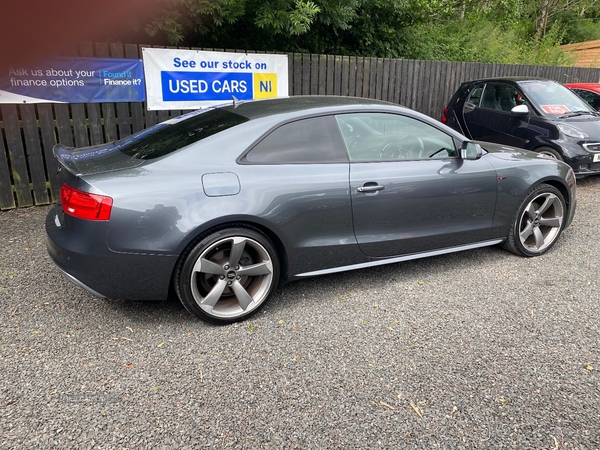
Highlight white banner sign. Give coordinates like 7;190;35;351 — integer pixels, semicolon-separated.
142;48;289;110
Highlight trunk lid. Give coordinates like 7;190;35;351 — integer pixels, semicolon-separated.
52;122;174;176
53;141;146;177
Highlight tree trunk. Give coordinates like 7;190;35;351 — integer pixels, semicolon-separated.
535;0;553;41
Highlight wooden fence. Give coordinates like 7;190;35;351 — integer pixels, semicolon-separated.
2;41;600;210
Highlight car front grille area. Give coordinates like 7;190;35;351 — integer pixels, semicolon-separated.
576;162;600;173
583;142;600;152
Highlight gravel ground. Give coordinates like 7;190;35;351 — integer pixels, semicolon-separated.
1;178;599;450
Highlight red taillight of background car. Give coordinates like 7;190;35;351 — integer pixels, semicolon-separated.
60;184;113;220
441;108;448;123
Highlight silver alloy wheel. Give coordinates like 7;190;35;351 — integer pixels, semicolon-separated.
536;147;563;160
538;150;557;159
190;236;274;319
518;192;564;253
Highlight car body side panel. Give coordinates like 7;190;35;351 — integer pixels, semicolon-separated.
476;142;577;236
100;162;365;280
464;106;532;148
350;157;498;257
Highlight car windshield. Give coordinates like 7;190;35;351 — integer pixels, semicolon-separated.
115;107;249;160
518;80;595;117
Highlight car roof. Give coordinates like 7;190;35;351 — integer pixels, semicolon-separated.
461;76;554;86
216;96;398;120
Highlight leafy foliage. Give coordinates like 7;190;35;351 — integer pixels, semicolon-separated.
134;0;600;64
400;13;575;65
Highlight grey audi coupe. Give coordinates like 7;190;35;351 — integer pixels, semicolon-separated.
46;96;577;324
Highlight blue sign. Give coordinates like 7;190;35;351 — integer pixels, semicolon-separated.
161;71;253;101
0;57;145;104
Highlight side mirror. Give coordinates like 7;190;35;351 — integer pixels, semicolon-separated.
511;104;529;116
461;141;483;160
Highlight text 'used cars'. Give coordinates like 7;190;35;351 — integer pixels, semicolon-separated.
47;96;576;324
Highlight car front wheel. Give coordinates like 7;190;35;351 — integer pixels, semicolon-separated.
536;146;563;161
175;227;280;324
502;183;566;257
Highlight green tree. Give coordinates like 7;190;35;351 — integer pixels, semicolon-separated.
143;0;351;46
134;0;597;64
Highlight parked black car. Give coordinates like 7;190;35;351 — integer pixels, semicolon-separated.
47;96;576;324
442;77;600;178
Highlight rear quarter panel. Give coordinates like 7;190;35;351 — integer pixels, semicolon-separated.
89;123;365;280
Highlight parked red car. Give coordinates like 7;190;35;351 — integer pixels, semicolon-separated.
565;83;600;110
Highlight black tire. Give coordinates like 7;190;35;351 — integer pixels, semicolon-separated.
175;227;280;324
535;146;563;161
502;183;566;257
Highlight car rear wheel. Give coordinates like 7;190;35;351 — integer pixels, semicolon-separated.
536;146;563;161
175;227;280;324
502;183;566;257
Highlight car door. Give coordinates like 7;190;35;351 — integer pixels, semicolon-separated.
335;112;498;258
463;82;530;148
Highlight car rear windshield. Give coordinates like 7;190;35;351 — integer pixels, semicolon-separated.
115;107;249;159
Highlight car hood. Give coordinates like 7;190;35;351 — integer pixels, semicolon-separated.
476;141;551;162
53;142;145;176
555;115;600;138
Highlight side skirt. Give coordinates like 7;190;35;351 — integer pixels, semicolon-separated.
295;239;504;278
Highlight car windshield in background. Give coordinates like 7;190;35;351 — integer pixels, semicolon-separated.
116;108;249;160
518;80;595;117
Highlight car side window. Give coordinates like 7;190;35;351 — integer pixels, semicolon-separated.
496;85;522;111
467;86;484;106
572;89;600;110
335;113;457;161
478;83;522;112
243;116;348;163
480;84;501;110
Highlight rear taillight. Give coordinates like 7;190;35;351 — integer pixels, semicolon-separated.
60;184;113;221
441;108;448;123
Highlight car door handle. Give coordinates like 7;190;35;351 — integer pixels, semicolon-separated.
357;185;384;193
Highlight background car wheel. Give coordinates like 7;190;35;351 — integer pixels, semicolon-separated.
536;146;563;161
175;227;280;324
502;183;566;257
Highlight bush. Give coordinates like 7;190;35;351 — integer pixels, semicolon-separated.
400;16;575;66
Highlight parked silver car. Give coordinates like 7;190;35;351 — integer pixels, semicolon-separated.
47;96;577;324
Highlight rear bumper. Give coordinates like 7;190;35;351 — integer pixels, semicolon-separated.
51;260;107;298
46;207;178;301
